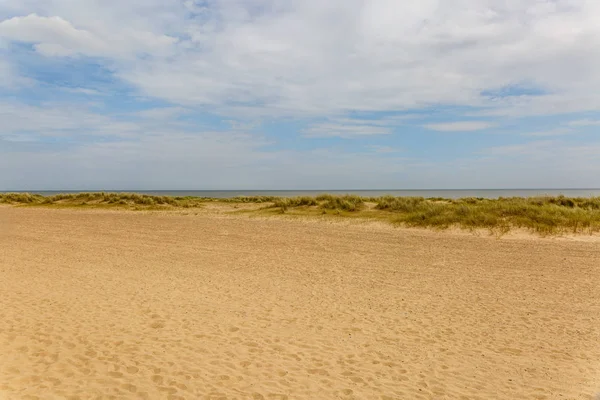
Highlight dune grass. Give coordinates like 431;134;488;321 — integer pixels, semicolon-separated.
0;192;205;209
267;194;600;235
0;192;283;208
316;194;366;211
2;192;600;235
272;196;318;211
371;195;600;235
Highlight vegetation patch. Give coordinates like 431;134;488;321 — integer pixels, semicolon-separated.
0;192;206;209
268;194;600;235
316;194;365;212
3;192;600;236
272;196;318;212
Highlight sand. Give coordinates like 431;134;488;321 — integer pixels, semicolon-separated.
1;206;599;400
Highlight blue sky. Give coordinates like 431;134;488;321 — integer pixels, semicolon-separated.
1;0;600;190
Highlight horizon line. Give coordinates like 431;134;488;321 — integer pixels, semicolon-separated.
3;188;600;192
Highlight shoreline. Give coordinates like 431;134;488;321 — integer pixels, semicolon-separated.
4;188;600;200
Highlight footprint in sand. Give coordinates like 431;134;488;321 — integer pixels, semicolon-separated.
126;366;139;374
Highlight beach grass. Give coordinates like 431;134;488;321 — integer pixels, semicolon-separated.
266;194;600;235
2;192;600;235
0;192;204;209
0;192;285;208
372;195;600;235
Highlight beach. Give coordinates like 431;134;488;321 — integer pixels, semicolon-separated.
1;206;599;399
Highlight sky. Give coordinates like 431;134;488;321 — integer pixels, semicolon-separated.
1;0;600;190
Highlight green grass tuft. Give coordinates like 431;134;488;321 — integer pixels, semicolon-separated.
272;196;318;211
317;195;365;212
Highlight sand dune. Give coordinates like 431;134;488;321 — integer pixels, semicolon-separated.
1;206;599;399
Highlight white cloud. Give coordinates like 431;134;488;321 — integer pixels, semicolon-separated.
2;1;600;189
424;121;494;132
2;1;600;117
0;13;176;59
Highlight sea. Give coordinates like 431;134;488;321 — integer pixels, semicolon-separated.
5;189;600;199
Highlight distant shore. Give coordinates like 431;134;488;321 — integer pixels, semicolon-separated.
3;188;600;199
2;192;600;236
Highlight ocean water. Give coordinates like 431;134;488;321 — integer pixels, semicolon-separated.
7;189;600;199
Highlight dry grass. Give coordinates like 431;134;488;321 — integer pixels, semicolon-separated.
0;193;283;209
0;192;206;209
273;196;318;210
375;196;600;235
3;192;600;235
268;194;600;235
316;194;365;211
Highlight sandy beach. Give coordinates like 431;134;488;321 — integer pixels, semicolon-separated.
1;206;599;399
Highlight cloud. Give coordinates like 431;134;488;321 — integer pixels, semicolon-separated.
1;99;599;190
2;1;600;117
423;121;494;132
0;14;107;57
0;13;176;59
2;1;600;189
0;100;416;190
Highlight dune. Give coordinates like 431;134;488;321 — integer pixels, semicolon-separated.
1;206;599;399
